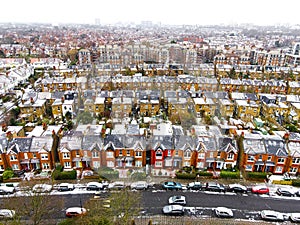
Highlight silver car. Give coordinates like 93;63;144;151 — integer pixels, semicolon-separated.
168;195;186;205
261;210;284;222
162;205;184;215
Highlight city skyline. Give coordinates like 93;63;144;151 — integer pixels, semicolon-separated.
1;0;299;26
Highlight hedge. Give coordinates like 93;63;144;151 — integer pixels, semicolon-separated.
292;179;300;187
272;180;293;185
175;172;196;179
246;172;267;180
196;171;213;177
220;171;240;179
52;170;77;180
175;171;213;179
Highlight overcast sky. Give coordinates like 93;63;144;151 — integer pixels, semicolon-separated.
1;0;298;26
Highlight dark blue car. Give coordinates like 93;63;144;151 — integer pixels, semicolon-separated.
162;181;182;190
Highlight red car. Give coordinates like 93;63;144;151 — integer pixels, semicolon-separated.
251;185;269;194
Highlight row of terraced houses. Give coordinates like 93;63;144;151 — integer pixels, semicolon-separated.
0;123;300;178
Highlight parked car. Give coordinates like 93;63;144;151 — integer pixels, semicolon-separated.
0;209;15;219
86;182;104;191
32;184;52;193
0;186;15;195
58;183;75;192
162;181;182;190
276;187;294;197
228;184;247;193
251;185;269;194
215;207;234;218
260;210;284;222
130;181;148;190
168;195;186;205
187;182;202;190
290;213;300;222
162;205;184;215
205;182;225;192
108;181;126;190
65;207;87;218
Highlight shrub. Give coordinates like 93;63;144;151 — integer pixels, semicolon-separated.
52;169;76;180
196;171;213;177
2;169;14;180
292;179;300;187
246;172;267;180
220;170;240;179
175;172;196;179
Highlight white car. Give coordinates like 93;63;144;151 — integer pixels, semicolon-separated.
168;195;186;205
260;210;284;222
290;213;300;222
215;207;234;218
66;207;87;218
32;184;52;193
130;181;148;190
162;205;184;215
0;186;15;195
108;181;125;190
0;209;15;219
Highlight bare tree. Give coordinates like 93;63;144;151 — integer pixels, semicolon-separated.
3;180;63;225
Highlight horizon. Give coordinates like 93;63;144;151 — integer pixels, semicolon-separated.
1;0;299;27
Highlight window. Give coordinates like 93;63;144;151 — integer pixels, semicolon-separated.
93;161;100;168
277;158;285;163
292;158;300;164
247;155;254;162
57;106;61;111
63;152;70;159
156;150;162;159
135;161;142;167
184;151;191;158
245;164;252;171
0;165;4;170
10;155;17;161
127;150;130;156
92;151;99;158
258;155;262;160
217;152;221;158
275;166;283;173
33;153;37;158
290;167;298;173
106;152;113;158
119;151;123;156
64;162;71;168
267;156;272;161
197;162;204;168
76;151;80;157
216;162;223;169
12;164;19;170
135;151;142;157
167;150;171;157
198;152;205;159
227;153;234;160
41;154;48;160
155;161;162;167
165;159;172;167
184;161;190;167
107;161;114;167
42;163;50;169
